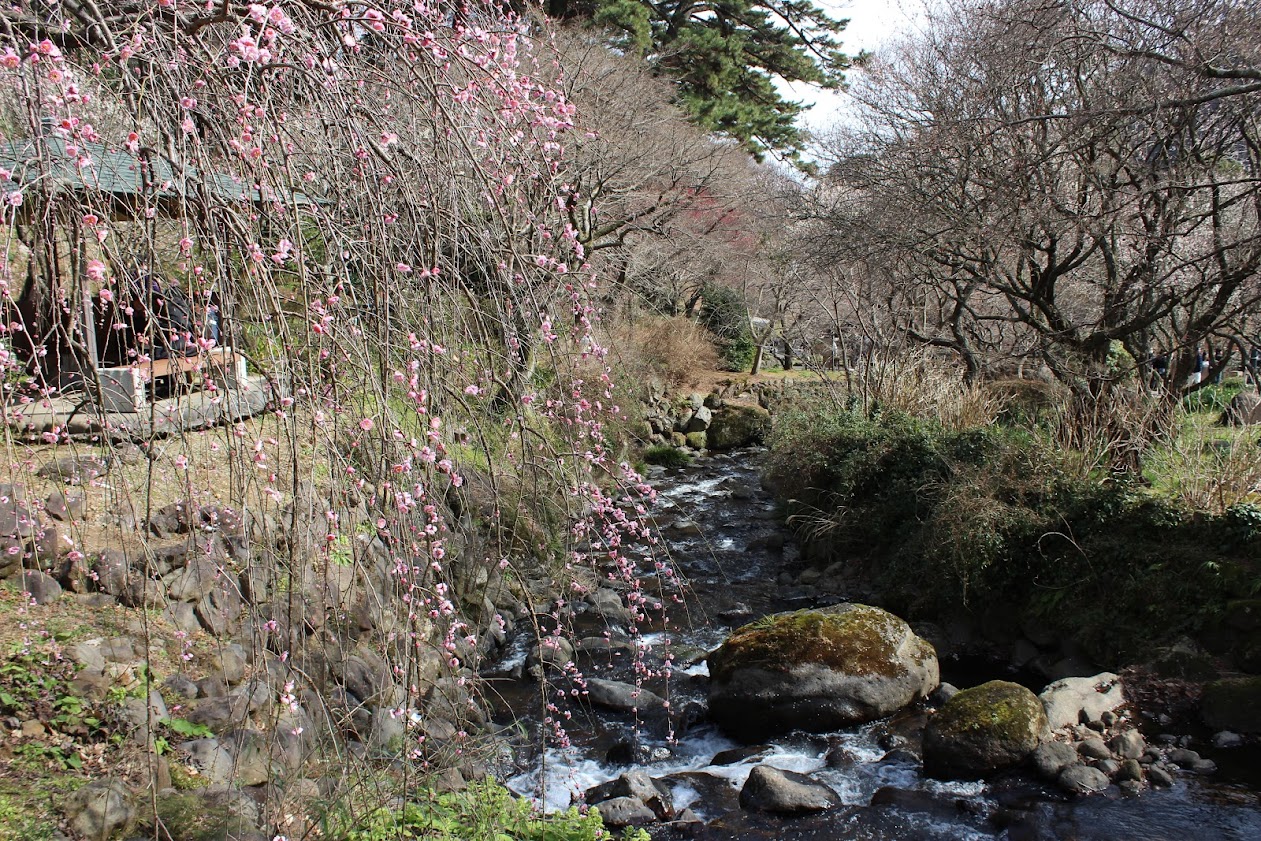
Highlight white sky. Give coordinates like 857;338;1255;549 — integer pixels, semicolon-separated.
779;0;923;133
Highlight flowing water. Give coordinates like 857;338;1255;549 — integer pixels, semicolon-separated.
490;450;1261;840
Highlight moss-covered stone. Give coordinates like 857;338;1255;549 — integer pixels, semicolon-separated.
1201;676;1261;733
923;680;1047;779
710;605;920;680
706;404;771;451
707;604;939;739
685;431;708;450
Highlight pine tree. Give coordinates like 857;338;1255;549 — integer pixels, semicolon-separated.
548;0;850;161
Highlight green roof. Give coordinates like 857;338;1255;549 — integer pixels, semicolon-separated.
0;134;322;208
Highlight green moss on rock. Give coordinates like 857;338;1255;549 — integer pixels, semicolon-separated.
1201;676;1261;733
707;404;771;451
709;604;911;681
923;680;1047;779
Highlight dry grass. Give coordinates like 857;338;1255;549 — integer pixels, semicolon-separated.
606;315;720;390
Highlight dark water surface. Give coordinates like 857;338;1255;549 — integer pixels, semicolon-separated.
493;451;1261;840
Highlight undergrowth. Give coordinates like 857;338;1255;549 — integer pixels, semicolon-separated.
766;400;1261;662
324;778;648;841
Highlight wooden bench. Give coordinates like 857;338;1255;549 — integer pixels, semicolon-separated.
95;347;246;412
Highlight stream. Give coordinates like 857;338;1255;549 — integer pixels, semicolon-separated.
489;450;1261;840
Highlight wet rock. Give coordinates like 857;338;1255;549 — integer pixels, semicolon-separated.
585;770;675;821
585;678;665;713
1039;672;1124;729
1058;763;1110;795
1169;747;1201;768
593;797;657;827
930;682;959;705
1032;740;1078;781
923;681;1048;780
64;778;135;841
738;765;840;814
1115;759;1144;782
15;568;62;604
708;603;939;740
1212;730;1244;748
1191;758;1218;774
1148;766;1174;787
711;745;773;766
526;635;575;675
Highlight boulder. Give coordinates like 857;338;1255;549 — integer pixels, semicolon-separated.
1058;763;1110;795
1031;740;1078;782
1201;677;1261;733
585;771;674;821
585;679;666;714
64;778;136;841
708;604;939;740
15;568;62;604
706;404;771;451
1039;672;1124;729
593;797;657;827
738;765;840;814
1223;391;1261;426
923;680;1048;779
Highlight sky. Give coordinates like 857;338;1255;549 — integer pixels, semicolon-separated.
780;0;924;133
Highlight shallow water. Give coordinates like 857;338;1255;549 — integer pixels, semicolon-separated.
493;450;1261;839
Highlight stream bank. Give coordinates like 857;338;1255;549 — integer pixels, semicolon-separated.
494;449;1261;839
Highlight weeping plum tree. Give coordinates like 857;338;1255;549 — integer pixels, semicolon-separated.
0;0;682;817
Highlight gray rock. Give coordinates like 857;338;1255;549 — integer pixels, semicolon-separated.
930;683;959;705
1058;763;1110;795
1039;673;1125;730
738;765;840;814
1169;747;1201;768
585;770;674;820
164;557;219;603
180;738;236;786
44;490;85;522
1078;738;1111;760
1095;758;1120;777
593;797;657;827
686;406;712;433
1148;766;1175;787
708;604;939;740
1191;758;1218;774
38;455;107;484
210;644;248;685
1109;730;1145;760
16;568;62;604
163;674;199;700
221;729;276;786
1115;759;1144;782
586;679;665;713
1212;730;1244;749
64;778;135;841
526;635;575;675
1032;741;1078;781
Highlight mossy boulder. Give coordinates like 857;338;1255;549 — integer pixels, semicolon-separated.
707;603;939;740
706;404;771;451
923;680;1048;779
1201;676;1261;733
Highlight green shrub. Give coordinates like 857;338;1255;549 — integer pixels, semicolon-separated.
643;445;692;468
1182;379;1245;415
333;779;648;841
